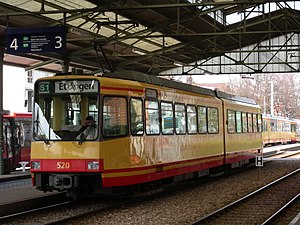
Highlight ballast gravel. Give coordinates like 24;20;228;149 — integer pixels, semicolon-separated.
66;160;300;225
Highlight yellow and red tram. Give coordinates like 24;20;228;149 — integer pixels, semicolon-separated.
262;114;292;146
290;119;300;143
30;70;263;196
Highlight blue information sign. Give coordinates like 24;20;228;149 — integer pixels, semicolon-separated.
5;26;66;54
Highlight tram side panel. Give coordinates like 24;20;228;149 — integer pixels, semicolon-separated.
98;81;226;188
262;115;292;146
222;99;262;167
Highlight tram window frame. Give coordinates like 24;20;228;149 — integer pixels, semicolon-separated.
130;97;144;136
236;111;242;133
253;113;258;132
187;104;197;134
248;113;253;133
197;106;207;134
242;112;248;133
207;107;219;134
175;103;186;135
145;99;160;135
102;96;128;138
227;109;236;133
257;114;262;132
161;101;174;135
263;119;268;132
270;119;277;132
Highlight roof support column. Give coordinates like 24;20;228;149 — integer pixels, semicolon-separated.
0;48;5;175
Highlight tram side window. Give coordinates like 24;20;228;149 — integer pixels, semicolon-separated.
263;119;268;132
242;112;248;132
253;114;258;132
161;101;174;134
88;98;98;123
236;111;242;133
175;103;186;134
270;119;276;132
284;122;290;132
198;106;207;134
145;100;160;135
227;110;236;133
278;121;282;132
130;98;144;135
257;114;262;132
248;113;253;133
187;105;197;134
103;96;128;137
208;107;218;133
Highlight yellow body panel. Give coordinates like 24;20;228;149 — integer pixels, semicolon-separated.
31;133;224;170
262;116;291;145
223;100;262;153
31;141;101;159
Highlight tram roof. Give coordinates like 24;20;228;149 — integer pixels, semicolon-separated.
0;1;299;75
104;70;257;105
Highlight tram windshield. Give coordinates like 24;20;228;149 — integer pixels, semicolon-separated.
33;79;99;142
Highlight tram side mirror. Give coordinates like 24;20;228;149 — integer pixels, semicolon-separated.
67;107;74;120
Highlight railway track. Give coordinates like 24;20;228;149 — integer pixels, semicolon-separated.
1;147;299;224
0;196;123;225
189;168;300;225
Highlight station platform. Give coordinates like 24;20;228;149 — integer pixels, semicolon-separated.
0;170;31;183
0;169;67;218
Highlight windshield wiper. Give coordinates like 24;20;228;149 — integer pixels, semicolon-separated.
34;120;50;144
78;126;95;145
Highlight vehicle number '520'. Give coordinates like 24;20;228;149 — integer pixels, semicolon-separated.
57;162;70;169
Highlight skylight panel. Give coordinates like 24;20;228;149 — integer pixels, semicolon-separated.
48;0;96;9
133;42;162;52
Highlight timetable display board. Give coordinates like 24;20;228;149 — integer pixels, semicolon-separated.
5;26;66;53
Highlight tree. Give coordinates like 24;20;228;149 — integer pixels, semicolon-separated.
224;73;300;119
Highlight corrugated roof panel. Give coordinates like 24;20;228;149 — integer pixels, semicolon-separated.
67;18;87;27
47;0;96;9
0;0;41;11
151;32;181;46
0;0;28;7
44;13;63;21
131;41;161;52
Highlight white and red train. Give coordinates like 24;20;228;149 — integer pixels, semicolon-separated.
2;112;31;172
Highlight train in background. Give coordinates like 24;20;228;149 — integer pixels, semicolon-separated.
30;70;263;198
290;118;300;143
262;114;300;146
3;112;32;172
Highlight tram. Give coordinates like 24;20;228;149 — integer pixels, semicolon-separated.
30;70;263;197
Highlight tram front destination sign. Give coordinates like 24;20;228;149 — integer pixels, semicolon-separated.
5;26;66;54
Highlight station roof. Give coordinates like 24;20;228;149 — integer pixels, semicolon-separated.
0;1;299;76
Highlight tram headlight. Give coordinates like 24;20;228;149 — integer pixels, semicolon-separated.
88;161;99;170
31;161;41;170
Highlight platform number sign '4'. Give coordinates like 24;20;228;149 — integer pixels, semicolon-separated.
5;26;66;54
